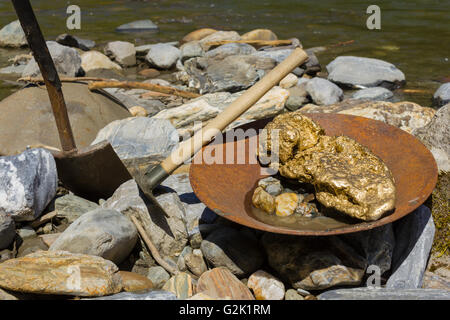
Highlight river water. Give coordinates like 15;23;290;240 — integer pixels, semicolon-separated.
0;0;448;106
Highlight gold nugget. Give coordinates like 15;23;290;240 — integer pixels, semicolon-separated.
258;112;396;221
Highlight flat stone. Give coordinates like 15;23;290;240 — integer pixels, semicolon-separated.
433;83;450;107
118;271;154;292
0;251;122;296
387;205;435;289
145;44;180;69
0;148;57;222
0;288;18;300
253;49;294;64
162;272;194;299
49;209;138;265
318;287;450;300
198;31;241;51
90;290;177;300
184;55;275;94
153;86;288;133
81;50;122;72
413;103;450;172
305;77;343;105
247;270;285;300
182;28;218;43
352;87;394;101
55;194;99;224
241;29;277;41
180;41;204;62
197;267;255;300
201;227;264;278
0;20;26;48
91;117;178;177
138;68;160;78
56;34;95;51
327;56;406;89
300;99;435;133
0;214;15;250
39;233;61;247
103;180;189;260
261;233;365;291
285;289;304;300
146;266;170;289
116;20;159;32
104;41;136;67
205;43;256;60
22;41;81;77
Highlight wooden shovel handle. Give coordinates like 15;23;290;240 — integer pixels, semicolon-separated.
142;48;308;191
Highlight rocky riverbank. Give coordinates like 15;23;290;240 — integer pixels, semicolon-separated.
0;20;448;300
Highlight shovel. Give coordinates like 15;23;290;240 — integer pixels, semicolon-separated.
12;0;308;202
12;0;133;200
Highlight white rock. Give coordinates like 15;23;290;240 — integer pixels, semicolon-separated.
247;270;285;300
0;20;26;47
81;51;122;72
0;149;57;222
146;44;180;69
104;41;136;67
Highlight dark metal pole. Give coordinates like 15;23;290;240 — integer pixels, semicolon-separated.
11;0;77;153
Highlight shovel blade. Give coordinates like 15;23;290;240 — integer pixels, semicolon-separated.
53;141;132;201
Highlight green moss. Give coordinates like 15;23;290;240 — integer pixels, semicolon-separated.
430;171;450;256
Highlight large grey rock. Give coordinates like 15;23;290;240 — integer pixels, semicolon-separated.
261;233;366;290
387;206;435;289
91;117;178;177
327;56;406;89
205;43;256;60
104;41;136;67
22;41;82;77
433;83;450;107
116;20;159;32
305;77;343;105
56;34;95;51
49;209;138;265
319;288;450;300
352;87;393;101
0;148;57;222
145;44;180;69
336;224;395;277
412;103;450;172
0;20;26;48
201;227;264;278
253;49;294;64
0;214;15;250
54;194;99;224
184;55;276;94
103;180;189;260
88;290;177;300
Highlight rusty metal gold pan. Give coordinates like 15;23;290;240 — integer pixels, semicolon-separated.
189;114;438;236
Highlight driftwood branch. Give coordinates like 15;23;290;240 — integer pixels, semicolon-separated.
18;77;201;99
88;81;201;99
205;39;293;48
130;215;178;276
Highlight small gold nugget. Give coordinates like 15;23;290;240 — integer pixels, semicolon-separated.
258;112;396;221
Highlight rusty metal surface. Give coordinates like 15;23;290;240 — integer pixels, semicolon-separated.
53;141;133;201
189;113;438;236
